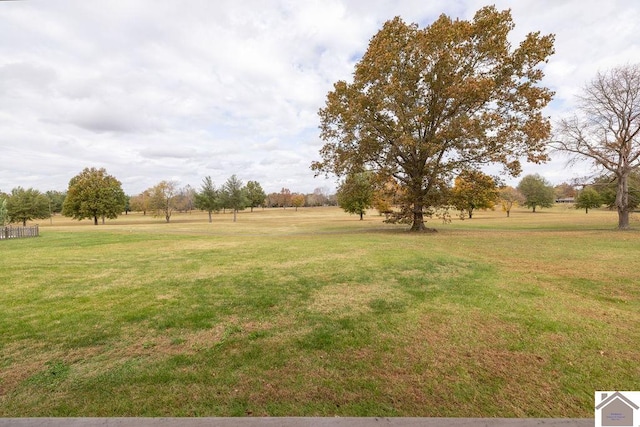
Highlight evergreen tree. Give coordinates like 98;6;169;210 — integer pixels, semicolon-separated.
195;176;222;223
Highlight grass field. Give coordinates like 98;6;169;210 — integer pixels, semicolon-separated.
1;206;639;417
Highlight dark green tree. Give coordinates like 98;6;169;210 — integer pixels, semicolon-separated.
0;198;7;226
245;180;266;212
574;187;602;213
517;174;555;212
221;175;248;222
63;168;126;225
45;190;66;215
312;7;554;231
591;173;640;211
336;172;375;220
7;187;50;226
195;176;222;223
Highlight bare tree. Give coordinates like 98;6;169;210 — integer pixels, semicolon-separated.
279;188;292;209
554;64;640;229
148;181;178;223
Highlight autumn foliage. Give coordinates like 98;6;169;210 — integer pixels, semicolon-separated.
313;6;554;231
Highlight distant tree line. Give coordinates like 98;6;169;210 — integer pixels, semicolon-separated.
331;169;634;221
0;169;337;226
1;168;634;227
126;177;339;223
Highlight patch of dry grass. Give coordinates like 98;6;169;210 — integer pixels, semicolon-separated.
1;206;638;416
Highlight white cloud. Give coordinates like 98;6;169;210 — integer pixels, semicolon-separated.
0;0;639;195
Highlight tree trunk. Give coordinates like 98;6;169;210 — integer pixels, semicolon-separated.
506;210;510;218
22;219;27;226
233;209;237;222
618;209;630;229
616;173;630;229
410;203;426;231
468;209;473;219
93;216;98;225
409;201;437;232
359;211;363;220
208;211;212;223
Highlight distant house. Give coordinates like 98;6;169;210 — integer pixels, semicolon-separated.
555;197;575;203
596;392;639;427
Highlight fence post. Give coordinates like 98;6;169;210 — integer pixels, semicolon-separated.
0;225;40;240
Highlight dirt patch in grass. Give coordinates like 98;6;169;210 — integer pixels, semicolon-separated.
1;319;262;399
0;341;106;397
373;310;571;417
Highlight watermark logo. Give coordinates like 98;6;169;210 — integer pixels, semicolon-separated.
595;391;640;427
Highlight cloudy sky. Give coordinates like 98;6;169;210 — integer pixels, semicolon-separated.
1;0;639;195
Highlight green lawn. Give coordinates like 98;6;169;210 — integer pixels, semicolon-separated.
1;206;638;416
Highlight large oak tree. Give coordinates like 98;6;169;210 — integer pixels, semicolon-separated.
312;6;554;231
554;64;640;229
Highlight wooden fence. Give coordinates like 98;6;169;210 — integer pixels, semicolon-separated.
0;225;39;240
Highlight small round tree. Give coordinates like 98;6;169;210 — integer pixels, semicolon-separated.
517;174;555;213
451;170;498;219
336;172;374;220
498;186;525;217
7;187;50;226
63;167;126;225
575;187;602;213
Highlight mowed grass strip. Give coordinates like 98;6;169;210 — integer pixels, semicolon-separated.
0;207;638;416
